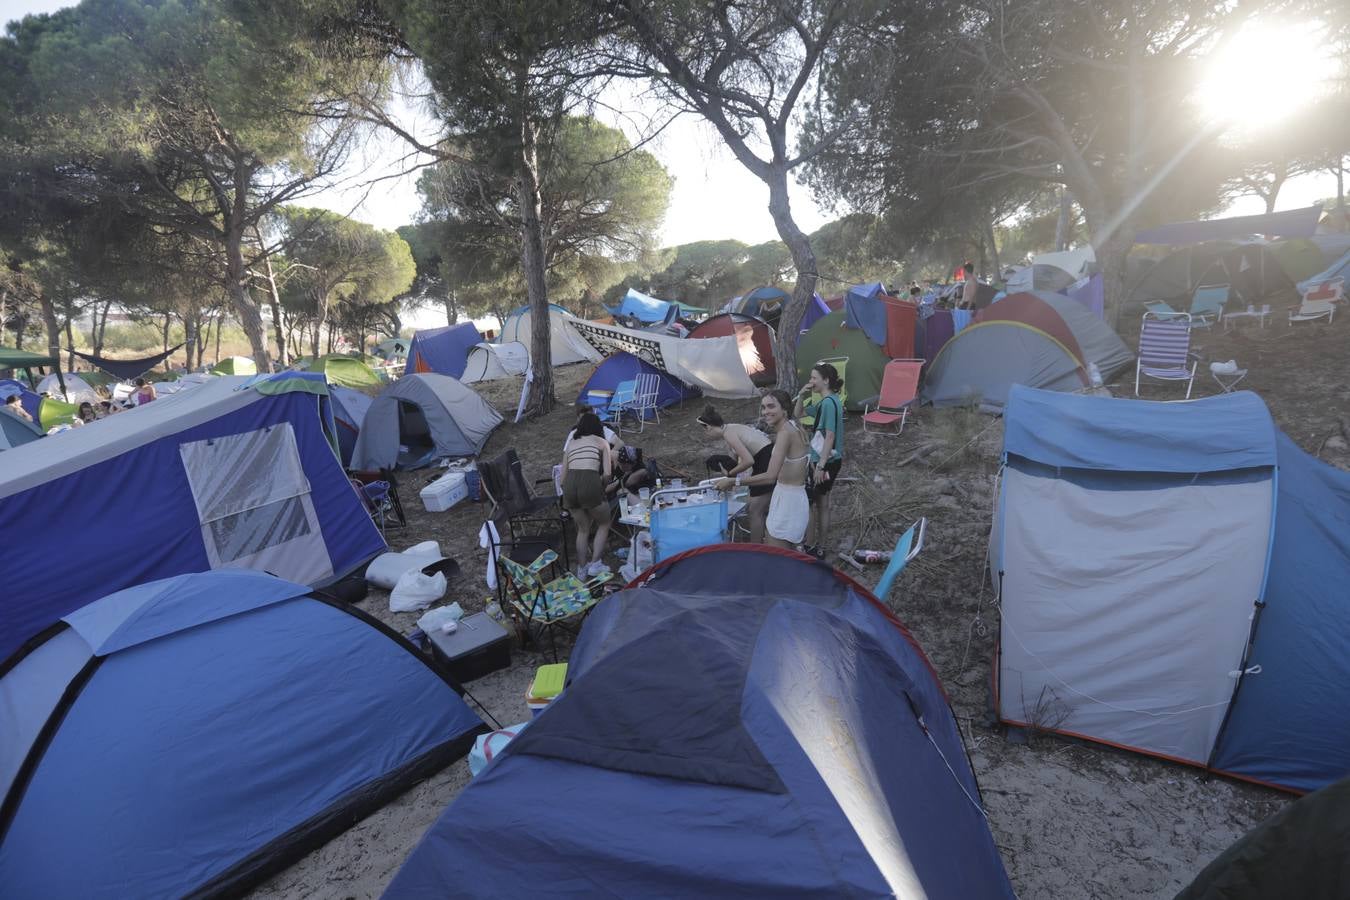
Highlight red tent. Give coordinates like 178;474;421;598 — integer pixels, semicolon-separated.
687;313;777;386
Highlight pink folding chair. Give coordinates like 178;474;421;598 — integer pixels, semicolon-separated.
863;359;924;435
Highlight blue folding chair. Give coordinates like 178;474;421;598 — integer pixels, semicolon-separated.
601;379;637;430
875;517;927;600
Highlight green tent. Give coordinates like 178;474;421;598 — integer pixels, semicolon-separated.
1270;238;1328;283
795;310;887;412
0;346;62;391
294;354;383;389
38;396;78;429
210;356;258;376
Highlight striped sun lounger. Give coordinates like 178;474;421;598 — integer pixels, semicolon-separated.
1136;314;1197;399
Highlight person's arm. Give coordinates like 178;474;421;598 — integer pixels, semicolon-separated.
560;446;571;480
717;430;786;491
793;389;808;418
722;430;755;477
816;398;837;473
601;439;612;479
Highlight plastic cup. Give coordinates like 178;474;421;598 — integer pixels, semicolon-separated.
639;487;650;502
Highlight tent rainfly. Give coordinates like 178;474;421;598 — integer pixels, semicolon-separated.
386;546;1015;898
461;341;529;384
686;313;777;386
0;570;485;898
0;372;386;661
498;304;600;368
993;386;1350;794
406;323;483;379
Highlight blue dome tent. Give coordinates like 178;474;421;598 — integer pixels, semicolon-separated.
0;570;486;898
386;546;1014;898
993;386;1350;793
406;322;482;379
0;373;386;662
575;350;698;415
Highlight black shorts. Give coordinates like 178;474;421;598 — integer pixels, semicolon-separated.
809;458;842;500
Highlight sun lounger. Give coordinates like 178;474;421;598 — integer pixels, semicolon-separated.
863;359;923;435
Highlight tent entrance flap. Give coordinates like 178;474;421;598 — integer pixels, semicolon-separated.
179;424;331;584
397;400;436;467
997;466;1271;765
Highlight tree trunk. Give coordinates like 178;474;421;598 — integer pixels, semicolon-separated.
767;169;817;394
254;230;288;367
224;228;270;372
1093;226;1134;330
518;114;555;416
215;313;223;365
985;217;1002;277
161;313;171;365
93;299;111;356
38;292;60;371
444;294;458;325
63;316;75;371
0;289;7;346
1055;190;1074;251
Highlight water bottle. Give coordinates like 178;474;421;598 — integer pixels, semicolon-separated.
1087;362;1103;388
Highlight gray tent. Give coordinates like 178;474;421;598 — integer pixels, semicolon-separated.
1022;290;1134;380
0;409;43;450
922;325;1085;409
351;373;502;470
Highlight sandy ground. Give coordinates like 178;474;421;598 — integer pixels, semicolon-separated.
251;312;1347;899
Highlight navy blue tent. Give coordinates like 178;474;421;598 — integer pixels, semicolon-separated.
406;323;482;379
575;350;698;415
386;546;1014;898
994;386;1350;793
0;373;386;661
0;570;485;898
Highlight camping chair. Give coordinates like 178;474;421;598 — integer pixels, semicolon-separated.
601;379;637;431
497;548;613;661
352;478;395;535
627;372;662;433
479;449;570;569
863;359;923;436
875;518;927;601
349;468;407;529
1135;314;1198;399
1188;284;1229;328
1143;301;1189;321
800;356;848;428
1289;297;1336;325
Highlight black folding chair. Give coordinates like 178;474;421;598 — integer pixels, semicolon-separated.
479;450;570;569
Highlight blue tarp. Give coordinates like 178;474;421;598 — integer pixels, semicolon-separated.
843;283;889;346
609;288;674;323
0;376;385;661
1003;385;1277;473
0;571;483;898
576;351;697;414
386;547;1014;898
406;323;482;379
1134;205;1323;245
797;293;831;340
1297;248;1350;294
1209;433;1350;792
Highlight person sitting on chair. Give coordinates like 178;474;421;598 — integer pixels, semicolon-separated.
698;404;773;543
606;446;654;499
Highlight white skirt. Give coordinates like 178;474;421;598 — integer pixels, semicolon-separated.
766;483;809;544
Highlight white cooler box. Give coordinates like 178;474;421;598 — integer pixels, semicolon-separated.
420;471;468;512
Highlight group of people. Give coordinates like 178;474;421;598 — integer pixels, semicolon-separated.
704;362;845;556
556;361;846;572
1;375;157;434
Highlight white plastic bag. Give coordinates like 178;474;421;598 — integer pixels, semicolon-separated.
417;602;465;634
390;569;447;613
366;541;444;589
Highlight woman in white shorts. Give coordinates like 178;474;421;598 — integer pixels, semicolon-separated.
715;389;809;548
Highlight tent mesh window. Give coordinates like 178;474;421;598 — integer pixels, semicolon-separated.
179;424;328;581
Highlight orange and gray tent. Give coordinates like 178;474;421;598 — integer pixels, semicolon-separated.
686;313;777;387
921;291;1113;409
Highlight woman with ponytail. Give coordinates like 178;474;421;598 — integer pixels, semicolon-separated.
698;404;773;543
794;363;845;559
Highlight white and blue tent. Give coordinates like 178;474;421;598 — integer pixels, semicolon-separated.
992;386;1350;793
1296;246;1350;296
0;373;385;662
0;570;486;898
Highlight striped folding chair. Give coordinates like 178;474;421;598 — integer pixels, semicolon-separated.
1135;313;1198;399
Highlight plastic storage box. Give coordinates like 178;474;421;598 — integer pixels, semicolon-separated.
420;471;468;512
425;612;511;682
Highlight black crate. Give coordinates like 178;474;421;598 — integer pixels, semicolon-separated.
425;612;512;683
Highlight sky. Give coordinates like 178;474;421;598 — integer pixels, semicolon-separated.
3;0;1340;248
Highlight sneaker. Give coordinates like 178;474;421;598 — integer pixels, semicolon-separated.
586;561;612;578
